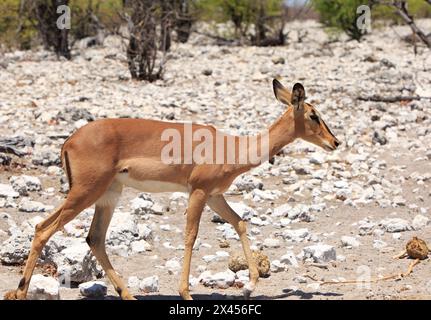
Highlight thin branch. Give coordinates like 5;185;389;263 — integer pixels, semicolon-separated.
357;95;431;102
392;1;431;47
16;0;27;34
372;1;431;48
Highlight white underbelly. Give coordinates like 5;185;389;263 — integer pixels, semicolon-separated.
116;175;188;193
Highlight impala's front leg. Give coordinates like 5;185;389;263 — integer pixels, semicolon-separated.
207;195;259;299
179;189;207;300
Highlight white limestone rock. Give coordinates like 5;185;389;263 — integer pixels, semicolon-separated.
202;255;217;263
0;183;19;198
217;224;239;240
234;269;250;287
27;274;60;300
130;240;152;253
215;250;230;261
379;218;411;233
10;175;42;196
200;270;236;289
358;220;376;235
412;215;429;230
302;244;336;263
234;175;263;192
340;236;361;248
18;199;50;213
139;275;159;293
130;195;154;215
263;238;281;248
273;204;291;217
270;260;286;273
128;276;140;289
107;211;140;246
282;228;309;242
165;258;181;275
280;251;299;268
79;280;107;298
53;240;103;284
227;201;257;221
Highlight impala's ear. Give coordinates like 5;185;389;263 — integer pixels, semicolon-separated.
291;82;305;112
273;79;292;105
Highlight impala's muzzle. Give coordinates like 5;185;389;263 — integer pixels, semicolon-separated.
323;137;341;151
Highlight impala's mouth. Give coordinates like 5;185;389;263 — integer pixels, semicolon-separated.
323;139;341;151
323;144;335;151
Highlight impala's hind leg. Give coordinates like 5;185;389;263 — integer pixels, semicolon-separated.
87;181;134;300
4;180;112;300
208;195;259;299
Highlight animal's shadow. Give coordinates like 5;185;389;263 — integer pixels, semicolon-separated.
79;288;343;300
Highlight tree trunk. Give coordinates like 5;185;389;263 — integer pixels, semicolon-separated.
33;0;71;59
175;0;193;43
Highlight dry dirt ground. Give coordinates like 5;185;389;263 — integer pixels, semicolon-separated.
0;20;431;300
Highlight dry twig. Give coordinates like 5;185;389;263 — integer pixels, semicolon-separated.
357;95;431;103
320;237;428;286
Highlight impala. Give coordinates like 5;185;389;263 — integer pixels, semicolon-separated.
5;79;340;300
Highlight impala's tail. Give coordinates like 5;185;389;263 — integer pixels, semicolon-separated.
63;150;73;189
60;139;73;190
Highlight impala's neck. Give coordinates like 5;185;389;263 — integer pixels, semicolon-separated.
229;108;296;174
267;108;296;159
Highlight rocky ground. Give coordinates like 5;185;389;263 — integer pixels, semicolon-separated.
0;20;431;300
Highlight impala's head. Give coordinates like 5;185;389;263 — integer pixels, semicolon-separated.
273;79;341;151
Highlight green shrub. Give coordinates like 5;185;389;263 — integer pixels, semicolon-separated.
196;0;286;45
0;0;123;50
311;0;373;41
69;0;123;40
0;0;38;50
312;0;431;41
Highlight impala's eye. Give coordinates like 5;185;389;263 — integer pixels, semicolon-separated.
310;114;320;122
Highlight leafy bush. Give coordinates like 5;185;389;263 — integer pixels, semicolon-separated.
0;0;37;50
197;0;286;46
311;0;372;41
312;0;431;41
0;0;123;50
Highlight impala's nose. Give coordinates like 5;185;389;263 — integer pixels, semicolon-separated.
334;140;341;148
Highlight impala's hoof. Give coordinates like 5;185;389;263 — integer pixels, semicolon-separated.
4;290;18;300
179;289;193;300
182;294;193;300
117;288;136;300
121;293;137;300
